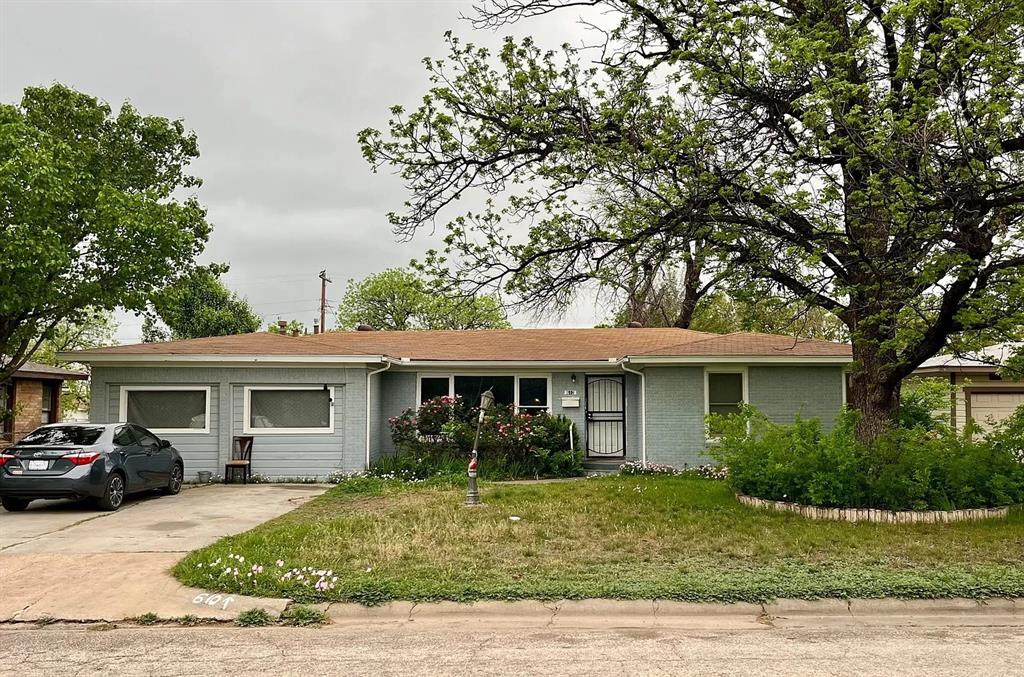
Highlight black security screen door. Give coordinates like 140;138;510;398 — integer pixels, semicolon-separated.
585;375;625;457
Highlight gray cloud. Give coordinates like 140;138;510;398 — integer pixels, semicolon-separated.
1;0;604;341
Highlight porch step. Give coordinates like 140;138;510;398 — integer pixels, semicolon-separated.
582;457;635;476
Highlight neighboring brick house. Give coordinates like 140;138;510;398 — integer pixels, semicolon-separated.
0;361;88;448
63;328;851;479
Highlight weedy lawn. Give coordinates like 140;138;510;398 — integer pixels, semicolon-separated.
174;476;1024;605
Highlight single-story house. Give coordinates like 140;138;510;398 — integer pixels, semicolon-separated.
913;343;1023;432
61;328;851;479
1;361;88;448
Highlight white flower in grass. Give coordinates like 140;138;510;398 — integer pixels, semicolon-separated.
196;563;204;568
276;560;285;567
365;567;372;573
223;567;232;575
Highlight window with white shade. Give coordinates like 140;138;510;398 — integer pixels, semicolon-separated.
120;387;211;434
244;387;334;434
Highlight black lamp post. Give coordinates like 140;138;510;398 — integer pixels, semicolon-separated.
465;388;495;506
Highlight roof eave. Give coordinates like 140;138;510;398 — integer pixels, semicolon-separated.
11;369;88;381
626;355;853;365
57;352;388;365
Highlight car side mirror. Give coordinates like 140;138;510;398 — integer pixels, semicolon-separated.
159;439;172;449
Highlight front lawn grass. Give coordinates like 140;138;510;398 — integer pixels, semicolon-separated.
173;476;1024;604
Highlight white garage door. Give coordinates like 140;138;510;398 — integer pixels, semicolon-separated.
970;391;1024;431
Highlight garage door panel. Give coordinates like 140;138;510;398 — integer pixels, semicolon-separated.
969;391;1024;431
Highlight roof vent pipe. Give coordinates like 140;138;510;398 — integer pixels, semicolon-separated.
356;323;375;332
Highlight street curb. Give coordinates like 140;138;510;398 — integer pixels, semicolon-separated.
320;597;1021;627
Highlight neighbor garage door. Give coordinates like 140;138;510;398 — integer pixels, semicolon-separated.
969;391;1024;431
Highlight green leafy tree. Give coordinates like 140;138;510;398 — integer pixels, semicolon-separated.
143;264;260;342
361;1;1024;442
31;309;117;413
336;268;510;331
0;84;210;382
267;319;305;335
609;276;847;341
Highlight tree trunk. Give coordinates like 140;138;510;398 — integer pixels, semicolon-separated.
673;256;703;329
846;343;901;444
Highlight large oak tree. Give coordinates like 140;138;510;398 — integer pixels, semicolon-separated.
1;84;210;382
336;268;510;330
362;0;1024;441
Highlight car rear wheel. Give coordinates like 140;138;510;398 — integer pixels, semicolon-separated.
163;463;183;495
1;497;31;512
97;473;125;511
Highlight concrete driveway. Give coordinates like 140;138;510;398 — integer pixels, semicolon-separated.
0;484;327;622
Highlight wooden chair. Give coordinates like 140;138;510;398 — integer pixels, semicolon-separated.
225;436;254;484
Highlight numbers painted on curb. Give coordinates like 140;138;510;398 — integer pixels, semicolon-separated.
192;593;234;610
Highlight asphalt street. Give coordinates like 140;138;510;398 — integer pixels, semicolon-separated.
3;621;1021;676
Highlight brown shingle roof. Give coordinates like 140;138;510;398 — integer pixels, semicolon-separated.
67;328;851;362
11;360;88;380
635;332;851;358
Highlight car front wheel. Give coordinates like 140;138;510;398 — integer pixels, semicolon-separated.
163;463;183;495
97;473;125;511
1;497;31;512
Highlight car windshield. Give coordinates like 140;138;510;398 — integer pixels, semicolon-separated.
18;425;106;446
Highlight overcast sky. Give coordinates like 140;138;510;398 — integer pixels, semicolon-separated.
0;0;602;343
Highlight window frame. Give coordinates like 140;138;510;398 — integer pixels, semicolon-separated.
119;385;212;435
242;385;335;435
416;373;552;414
40;382;57;425
1;381;15;441
704;367;749;441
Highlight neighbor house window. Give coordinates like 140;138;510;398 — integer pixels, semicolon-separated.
1;382;14;441
417;374;550;412
244;387;334;434
40;383;56;424
120;386;211;434
706;370;746;438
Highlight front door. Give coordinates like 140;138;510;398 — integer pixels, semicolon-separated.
585;375;625;458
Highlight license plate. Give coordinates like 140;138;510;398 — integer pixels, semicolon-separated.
27;460;48;471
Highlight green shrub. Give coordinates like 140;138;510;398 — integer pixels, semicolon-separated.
381;398;582;480
898;377;953;431
708;406;1024;511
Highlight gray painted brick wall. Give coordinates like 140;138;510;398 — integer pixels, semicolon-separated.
90;365;369;479
375;371;417;458
644;366;709;466
748;366;844;428
90;362;845;478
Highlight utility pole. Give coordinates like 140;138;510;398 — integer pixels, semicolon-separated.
318;270;332;333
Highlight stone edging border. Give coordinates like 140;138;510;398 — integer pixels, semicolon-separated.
736;493;1010;523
